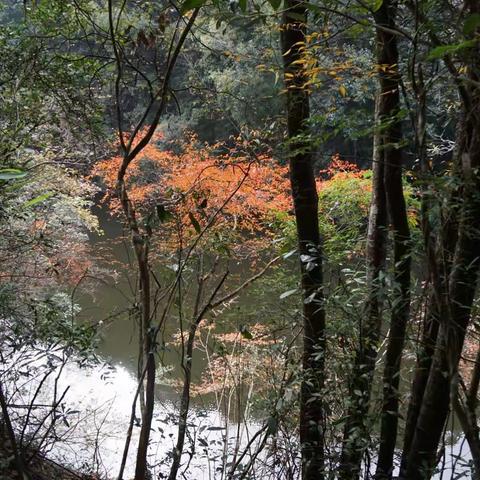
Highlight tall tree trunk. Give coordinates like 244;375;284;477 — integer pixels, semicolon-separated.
281;3;325;478
338;95;387;480
399;112;461;476
374;1;412;478
403;4;480;475
403;185;480;478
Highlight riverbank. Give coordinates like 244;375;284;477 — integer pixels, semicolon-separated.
0;437;91;480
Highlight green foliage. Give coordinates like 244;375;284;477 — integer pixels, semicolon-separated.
34;293;97;354
181;0;206;14
277;168;371;263
0;169;28;180
463;13;480;35
317;171;371;262
427;39;477;60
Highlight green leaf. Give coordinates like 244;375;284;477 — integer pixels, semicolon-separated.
427;40;476;60
238;0;247;12
0;168;27;180
282;249;296;259
371;0;383;12
267;0;282;10
22;192;54;208
180;0;207;14
188;212;202;234
239;324;253;340
464;13;480;35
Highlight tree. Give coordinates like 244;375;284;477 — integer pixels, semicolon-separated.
281;2;325;478
339;95;387;480
105;2;199;478
373;2;412;477
402;1;480;477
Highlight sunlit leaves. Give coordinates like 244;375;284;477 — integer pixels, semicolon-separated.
93;129;292;252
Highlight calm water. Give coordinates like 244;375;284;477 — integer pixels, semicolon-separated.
25;207;273;479
13;206;473;479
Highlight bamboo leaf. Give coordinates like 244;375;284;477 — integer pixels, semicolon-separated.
427;40;476;60
22;192;54;208
464;13;480;35
267;0;282;10
280;288;298;299
0;168;27;180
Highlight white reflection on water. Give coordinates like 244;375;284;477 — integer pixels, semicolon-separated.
10;352;475;480
37;359;264;480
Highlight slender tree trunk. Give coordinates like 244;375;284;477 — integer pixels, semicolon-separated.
338;95;387;480
281;3;325;478
134;247;156;480
404;146;480;478
373;2;412;478
115;179;156;480
399;295;439;465
400;114;461;476
403;5;480;475
399;62;436;474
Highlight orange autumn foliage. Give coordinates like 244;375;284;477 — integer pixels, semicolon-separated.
93;130;292;249
93;129;376;257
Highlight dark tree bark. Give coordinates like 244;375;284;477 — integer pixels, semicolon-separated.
338;95;387;480
404;142;480;479
373;1;412;478
281;2;325;478
403;3;480;475
399;114;461;476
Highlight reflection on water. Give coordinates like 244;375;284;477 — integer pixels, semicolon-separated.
38;205;269;478
44;359;263;480
21;206;473;479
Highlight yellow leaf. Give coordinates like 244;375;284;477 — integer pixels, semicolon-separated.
338;85;347;97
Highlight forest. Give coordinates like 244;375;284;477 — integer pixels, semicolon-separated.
0;0;479;479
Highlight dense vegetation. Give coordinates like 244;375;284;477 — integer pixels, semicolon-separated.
0;0;479;479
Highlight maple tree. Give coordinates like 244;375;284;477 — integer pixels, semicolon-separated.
93;130;291;252
94;131;380;259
